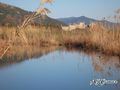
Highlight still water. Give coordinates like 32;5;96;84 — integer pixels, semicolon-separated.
0;50;120;90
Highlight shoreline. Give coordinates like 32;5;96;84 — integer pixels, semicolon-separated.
0;25;120;60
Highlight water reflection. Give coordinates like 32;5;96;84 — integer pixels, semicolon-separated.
63;48;120;89
0;46;58;68
0;47;120;90
64;48;120;78
91;53;120;78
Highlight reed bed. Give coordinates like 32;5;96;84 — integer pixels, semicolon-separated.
63;23;120;56
0;23;120;60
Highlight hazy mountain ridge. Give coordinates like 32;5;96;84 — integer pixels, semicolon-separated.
58;16;117;26
0;2;65;27
58;16;97;25
0;2;30;26
0;2;118;27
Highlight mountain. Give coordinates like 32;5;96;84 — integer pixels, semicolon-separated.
0;2;30;26
32;15;66;27
0;2;65;27
58;16;118;26
58;16;97;25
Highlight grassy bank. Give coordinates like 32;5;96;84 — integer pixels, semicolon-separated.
0;24;120;60
0;26;62;60
62;24;120;56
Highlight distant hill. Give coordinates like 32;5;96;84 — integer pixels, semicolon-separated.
0;2;65;27
0;2;29;26
32;15;66;27
58;16;117;26
0;2;118;28
58;16;97;25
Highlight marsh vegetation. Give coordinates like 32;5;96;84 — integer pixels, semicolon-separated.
0;22;120;61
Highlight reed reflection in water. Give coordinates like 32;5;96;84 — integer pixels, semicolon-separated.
0;48;120;90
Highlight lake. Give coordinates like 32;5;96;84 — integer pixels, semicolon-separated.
0;49;120;90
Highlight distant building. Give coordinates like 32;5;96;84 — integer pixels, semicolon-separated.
69;24;77;31
77;22;86;29
61;22;86;31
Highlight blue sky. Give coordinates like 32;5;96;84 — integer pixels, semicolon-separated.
0;0;120;20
